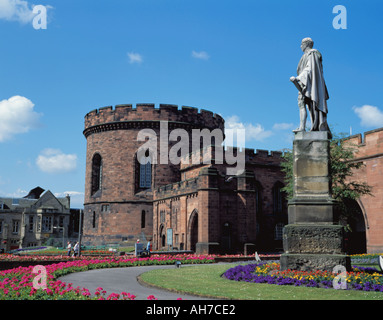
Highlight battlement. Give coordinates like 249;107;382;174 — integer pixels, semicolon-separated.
179;145;282;171
84;103;224;133
344;127;383;160
224;147;282;161
154;177;199;199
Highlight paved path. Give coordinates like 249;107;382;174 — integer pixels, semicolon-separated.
58;265;215;300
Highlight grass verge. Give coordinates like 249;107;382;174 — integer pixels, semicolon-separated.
139;263;383;300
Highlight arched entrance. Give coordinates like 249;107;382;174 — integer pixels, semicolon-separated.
343;199;367;254
159;224;166;248
188;210;198;252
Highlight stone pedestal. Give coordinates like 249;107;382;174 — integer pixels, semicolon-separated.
280;131;350;271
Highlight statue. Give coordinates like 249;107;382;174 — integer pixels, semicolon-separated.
290;37;330;133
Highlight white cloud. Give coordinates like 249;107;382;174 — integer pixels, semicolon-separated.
0;188;28;198
36;149;77;174
54;191;84;208
225;115;273;142
353;105;383;127
0;95;42;142
127;52;143;64
55;191;83;197
191;50;210;60
273;123;294;130
0;0;35;24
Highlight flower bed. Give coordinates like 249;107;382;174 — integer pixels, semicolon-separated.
223;262;383;292
0;254;89;262
213;254;280;263
350;253;382;265
13;249;115;256
0;254;214;300
0;254;116;271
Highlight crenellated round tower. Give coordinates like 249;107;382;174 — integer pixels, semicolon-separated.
82;103;224;246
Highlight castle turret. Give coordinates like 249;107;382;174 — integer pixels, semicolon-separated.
82;103;224;246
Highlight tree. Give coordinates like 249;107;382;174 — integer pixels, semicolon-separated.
281;132;372;226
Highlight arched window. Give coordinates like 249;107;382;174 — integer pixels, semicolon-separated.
91;153;102;195
139;156;151;189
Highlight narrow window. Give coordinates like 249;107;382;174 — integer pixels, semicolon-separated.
273;182;284;214
29;216;34;232
37;216;41;232
139;156;151;189
59;216;64;227
255;181;263;216
141;210;146;228
12;220;20;234
92;211;96;228
274;222;285;240
91;153;102;195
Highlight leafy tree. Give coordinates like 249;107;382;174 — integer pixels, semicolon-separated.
281;132;372;225
280;149;293;199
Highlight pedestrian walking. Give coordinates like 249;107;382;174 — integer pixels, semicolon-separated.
73;242;79;257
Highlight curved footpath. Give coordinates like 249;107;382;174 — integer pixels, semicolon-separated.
58;264;217;300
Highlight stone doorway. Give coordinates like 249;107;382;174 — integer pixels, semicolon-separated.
188;210;198;252
343;199;367;254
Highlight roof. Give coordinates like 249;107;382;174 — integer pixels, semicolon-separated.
23;187;45;199
0;187;70;212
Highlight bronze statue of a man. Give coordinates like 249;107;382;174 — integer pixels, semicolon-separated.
290;37;330;133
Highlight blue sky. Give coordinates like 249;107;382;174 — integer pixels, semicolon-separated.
0;0;382;208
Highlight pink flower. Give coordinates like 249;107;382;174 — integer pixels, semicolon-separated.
121;292;136;300
30;287;37;296
107;293;120;300
44;288;53;295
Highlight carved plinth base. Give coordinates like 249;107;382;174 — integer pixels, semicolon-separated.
280;253;350;272
283;224;345;254
281;224;350;271
281;131;350;271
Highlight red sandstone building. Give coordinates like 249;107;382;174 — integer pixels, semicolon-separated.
82;104;287;254
345;128;383;254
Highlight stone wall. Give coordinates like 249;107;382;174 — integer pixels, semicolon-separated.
344;128;383;253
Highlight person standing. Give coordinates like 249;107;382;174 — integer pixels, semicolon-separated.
66;241;72;257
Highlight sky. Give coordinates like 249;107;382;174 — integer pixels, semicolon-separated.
0;0;382;208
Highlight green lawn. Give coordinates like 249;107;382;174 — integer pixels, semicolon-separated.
139;263;383;300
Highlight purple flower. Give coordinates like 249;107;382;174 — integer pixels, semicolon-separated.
223;262;383;293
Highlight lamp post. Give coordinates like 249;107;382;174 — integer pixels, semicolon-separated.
77;209;83;256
